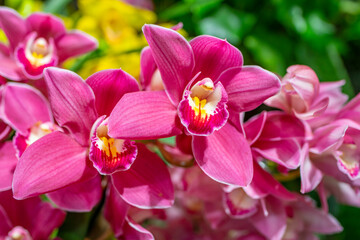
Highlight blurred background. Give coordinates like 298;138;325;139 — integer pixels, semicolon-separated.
1;0;359;239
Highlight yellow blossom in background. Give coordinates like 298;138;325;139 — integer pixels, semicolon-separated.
76;0;156;52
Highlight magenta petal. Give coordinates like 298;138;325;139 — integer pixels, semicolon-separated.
1;83;52;135
26;13;65;39
217;66;280;113
112;143;174;208
243;111;267;145
56;30;98;62
86;69;139;116
0;7;27;51
310;123;348;154
108;91;182;140
142;24;194;105
140;46;157;90
0;190;66;240
47;175;102;212
190;35;243;81
300;146;323;193
192;122;253;186
252;139;301;169
324;176;360;207
104;182;129;237
0;205;12;235
223;188;258;219
250;197;287;240
13;131;89;199
122;217;154;240
0;119;11;141
0;141;17;191
245;161;295;200
44;67;97;146
0;56;26;81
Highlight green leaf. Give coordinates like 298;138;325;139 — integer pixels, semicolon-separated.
43;0;72;14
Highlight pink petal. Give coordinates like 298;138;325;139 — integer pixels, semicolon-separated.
245;160;295;200
1;83;52;135
140;46;157;90
0;205;12;236
47;175;102;212
223;188;258;219
56;30;98;62
190;35;243;81
324;176;360;207
310;123;347;154
122;217;154;240
43;67;97;146
86;69;139;116
0;119;11;141
108;91;182;140
0;190;66;240
250;196;287;240
252;139;302;169
0;7;27;51
112;143;174;208
142;24;194;105
217;66;280;113
13;131;90;199
243;111;267;145
294;97;329;120
0;141;17;191
26;13;65;39
0;56;26;81
300;145;323;193
104;182;129;237
192;122;253;186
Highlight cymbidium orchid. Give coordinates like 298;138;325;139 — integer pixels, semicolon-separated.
0;7;97;80
108;24;281;186
265;65;347;122
12;67;174;211
0;190;65;240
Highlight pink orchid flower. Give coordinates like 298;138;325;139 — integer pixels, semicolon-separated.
12;67;174;211
265;65;340;120
243;111;308;170
0;190;65;240
0;7;97;80
108;24;280;186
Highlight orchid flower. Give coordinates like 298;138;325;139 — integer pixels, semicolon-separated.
0;190;65;240
108;24;281;186
13;67;174;211
0;7;97;80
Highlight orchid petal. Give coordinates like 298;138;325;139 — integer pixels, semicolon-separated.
143;24;194;105
243;111;267;145
44;67;97;146
223;188;258;219
217;66;280;113
192;122;253;186
112;143;174;208
104;182;129;237
310;123;347;155
140;46;157;90
86;69;139;116
190;35;243;81
56;30;98;62
300;145;323;193
0;56;25;81
252;139;302;169
245;160;295;200
324;176;360;207
0;7;27;51
0;119;11;141
1;83;52;135
13;131;90;199
122;217;154;240
0;142;17;191
26;13;65;39
250;197;287;240
108;91;182;140
0;205;12;236
47;175;102;212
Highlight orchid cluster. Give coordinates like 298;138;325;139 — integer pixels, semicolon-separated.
0;5;359;240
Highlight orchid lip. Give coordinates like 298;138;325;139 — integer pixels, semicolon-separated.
89;117;137;175
178;78;229;136
336;144;360;180
13;121;61;157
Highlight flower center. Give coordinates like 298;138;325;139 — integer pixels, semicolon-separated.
89;118;137;175
7;226;32;240
337;143;359;179
24;35;53;68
